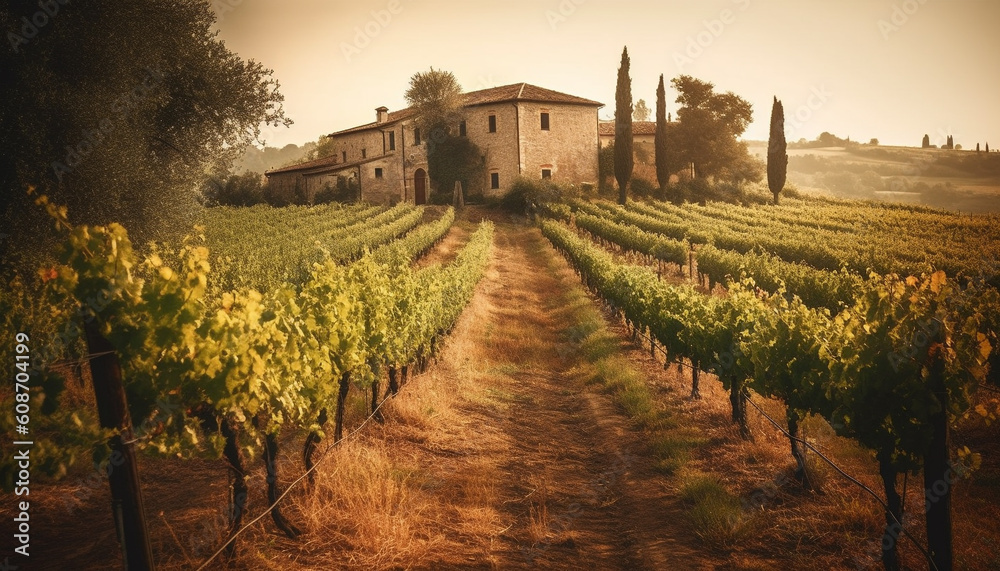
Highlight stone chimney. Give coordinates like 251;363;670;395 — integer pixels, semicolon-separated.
376;106;389;124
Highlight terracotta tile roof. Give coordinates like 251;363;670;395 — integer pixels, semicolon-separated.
462;83;603;107
327;83;602;138
327;107;418;137
265;153;388;176
598;121;673;137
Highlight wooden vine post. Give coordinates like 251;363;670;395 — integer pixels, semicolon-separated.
84;320;155;571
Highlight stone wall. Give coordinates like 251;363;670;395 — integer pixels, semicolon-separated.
518;102;599;186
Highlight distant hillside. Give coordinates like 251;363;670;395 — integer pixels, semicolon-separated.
232;142;318;174
747;142;1000;212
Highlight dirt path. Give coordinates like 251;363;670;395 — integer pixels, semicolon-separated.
337;212;717;569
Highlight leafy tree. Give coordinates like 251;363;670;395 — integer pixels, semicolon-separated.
598;142;615;194
426;135;485;201
655;75;670;191
767;97;787;204
404;67;463;137
869;138;879;146
633;98;651;122
0;0;289;270
670;75;752;180
922;134;931;148
404;68;481;197
614;47;633;205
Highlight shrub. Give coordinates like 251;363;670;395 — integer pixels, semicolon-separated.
496;176;579;213
629;177;657;198
201;171;266;206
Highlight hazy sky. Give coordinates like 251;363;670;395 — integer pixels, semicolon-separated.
214;0;1000;150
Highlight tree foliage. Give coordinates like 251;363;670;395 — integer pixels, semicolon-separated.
403;67;463;136
767;96;788;204
0;0;289;270
614;47;633;205
670;75;753;181
654;75;670;192
426;134;485;201
633;98;651;122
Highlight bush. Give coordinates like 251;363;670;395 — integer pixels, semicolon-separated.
314;177;358;204
629;177;657;198
200;171;266;206
496;176;579;213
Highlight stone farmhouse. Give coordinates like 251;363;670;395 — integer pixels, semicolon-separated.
265;83;603;204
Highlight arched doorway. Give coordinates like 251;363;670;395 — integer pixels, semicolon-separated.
414;168;426;205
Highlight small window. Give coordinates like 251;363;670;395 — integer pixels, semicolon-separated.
414;128;421;145
342;151;347;162
540;112;549;131
362;148;367;159
490;172;500;189
459;120;467;137
375;167;383;179
488;114;497;133
388;131;395;151
541;169;551;179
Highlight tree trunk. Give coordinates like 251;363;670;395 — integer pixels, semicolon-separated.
787;410;810;488
334;371;351;442
690;362;701;399
263;432;301;539
878;453;903;571
387;366;399;396
303;408;327;486
220;417;248;556
371;378;384;423
83;321;155;571
402;365;409;385
729;379;751;440
924;357;953;571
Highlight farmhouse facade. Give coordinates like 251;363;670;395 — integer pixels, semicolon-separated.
265;83;603;204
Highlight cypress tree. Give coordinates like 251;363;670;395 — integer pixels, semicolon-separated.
614;46;633;205
922;134;930;148
654;74;669;192
977;143;981;153
767;96;788;205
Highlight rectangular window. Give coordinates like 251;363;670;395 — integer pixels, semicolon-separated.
540;112;549;131
362;148;367;159
375;167;383;179
342;151;347;162
388;131;395;151
488;114;496;133
490;172;500;189
541;169;551;179
414;128;421;145
459;120;467;137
